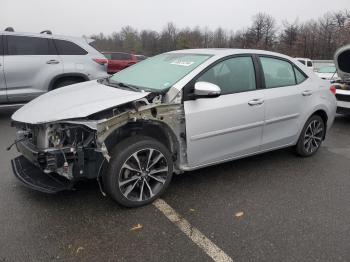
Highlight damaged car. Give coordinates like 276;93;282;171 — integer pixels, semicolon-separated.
10;49;337;207
333;44;350;115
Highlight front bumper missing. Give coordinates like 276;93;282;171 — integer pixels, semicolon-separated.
11;155;73;193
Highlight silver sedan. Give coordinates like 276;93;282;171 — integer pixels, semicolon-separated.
11;49;337;207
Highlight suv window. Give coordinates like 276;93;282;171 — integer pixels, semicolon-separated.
298;59;306;65
260;57;296;88
307;61;313;67
54;39;87;55
197;56;256;95
7;35;54;55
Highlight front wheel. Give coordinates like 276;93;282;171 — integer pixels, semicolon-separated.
103;136;173;207
295;115;325;157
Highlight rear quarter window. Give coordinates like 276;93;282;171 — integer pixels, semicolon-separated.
54;39;87;55
294;67;308;84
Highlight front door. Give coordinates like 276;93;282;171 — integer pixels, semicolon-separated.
184;56;265;168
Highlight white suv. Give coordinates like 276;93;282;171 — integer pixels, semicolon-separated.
0;28;108;105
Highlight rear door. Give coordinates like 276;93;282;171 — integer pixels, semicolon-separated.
184;55;265;167
0;35;6;103
258;56;309;150
4;35;63;102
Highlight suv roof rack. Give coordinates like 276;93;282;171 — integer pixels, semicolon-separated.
40;30;52;35
4;27;14;32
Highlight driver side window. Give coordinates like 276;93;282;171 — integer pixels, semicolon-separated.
197;56;256;95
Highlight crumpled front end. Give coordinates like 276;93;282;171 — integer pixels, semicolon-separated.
11;121;104;193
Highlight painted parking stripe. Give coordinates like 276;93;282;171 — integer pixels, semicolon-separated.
153;199;233;262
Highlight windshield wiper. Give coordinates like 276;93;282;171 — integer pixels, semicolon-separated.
116;82;140;92
103;78;140;92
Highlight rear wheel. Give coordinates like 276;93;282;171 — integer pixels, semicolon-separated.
295;115;325;157
103;136;173;207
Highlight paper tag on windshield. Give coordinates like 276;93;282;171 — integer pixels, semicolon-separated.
170;60;195;67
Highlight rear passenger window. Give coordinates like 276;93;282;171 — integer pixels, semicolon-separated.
197;56;256;95
260;57;296;88
54;39;87;55
7;35;54;55
307;61;313;67
111;53;131;60
294;67;307;84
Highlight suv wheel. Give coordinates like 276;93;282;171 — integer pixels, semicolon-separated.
296;115;325;157
103;136;173;207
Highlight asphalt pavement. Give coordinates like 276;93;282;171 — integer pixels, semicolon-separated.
0;107;350;262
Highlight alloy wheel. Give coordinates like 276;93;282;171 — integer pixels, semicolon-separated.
303;120;324;154
118;148;169;202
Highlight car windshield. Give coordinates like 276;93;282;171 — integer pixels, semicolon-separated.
109;53;212;92
318;66;336;73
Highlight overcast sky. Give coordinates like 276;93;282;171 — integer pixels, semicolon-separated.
2;0;349;37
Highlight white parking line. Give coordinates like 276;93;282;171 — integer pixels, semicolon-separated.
153;199;233;262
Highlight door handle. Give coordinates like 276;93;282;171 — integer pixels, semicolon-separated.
302;90;312;96
248;99;264;106
46;60;60;64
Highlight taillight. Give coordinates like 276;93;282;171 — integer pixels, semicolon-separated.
330;85;337;95
93;58;108;65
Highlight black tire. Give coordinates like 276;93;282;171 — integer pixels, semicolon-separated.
295;115;325;157
52;79;82;90
103;136;173;207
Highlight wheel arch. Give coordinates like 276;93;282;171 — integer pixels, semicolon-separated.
104;120;181;168
48;73;89;91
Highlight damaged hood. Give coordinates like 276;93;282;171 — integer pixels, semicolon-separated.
334;44;350;80
12;80;149;124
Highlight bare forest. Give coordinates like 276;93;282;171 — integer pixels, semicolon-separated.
90;10;350;59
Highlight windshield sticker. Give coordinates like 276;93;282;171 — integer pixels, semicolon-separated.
170;60;195;67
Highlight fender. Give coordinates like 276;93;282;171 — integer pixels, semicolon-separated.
48;73;89;90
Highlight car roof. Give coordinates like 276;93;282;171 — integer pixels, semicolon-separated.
0;30;93;44
169;48;295;60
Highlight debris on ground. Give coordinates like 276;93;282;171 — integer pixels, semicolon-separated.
235;211;244;218
76;246;84;254
130;223;143;231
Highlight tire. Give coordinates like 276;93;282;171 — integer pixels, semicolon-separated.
52;79;82;90
295;115;325;157
103;136;173;207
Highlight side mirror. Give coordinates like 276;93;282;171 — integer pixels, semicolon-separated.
194;82;221;99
